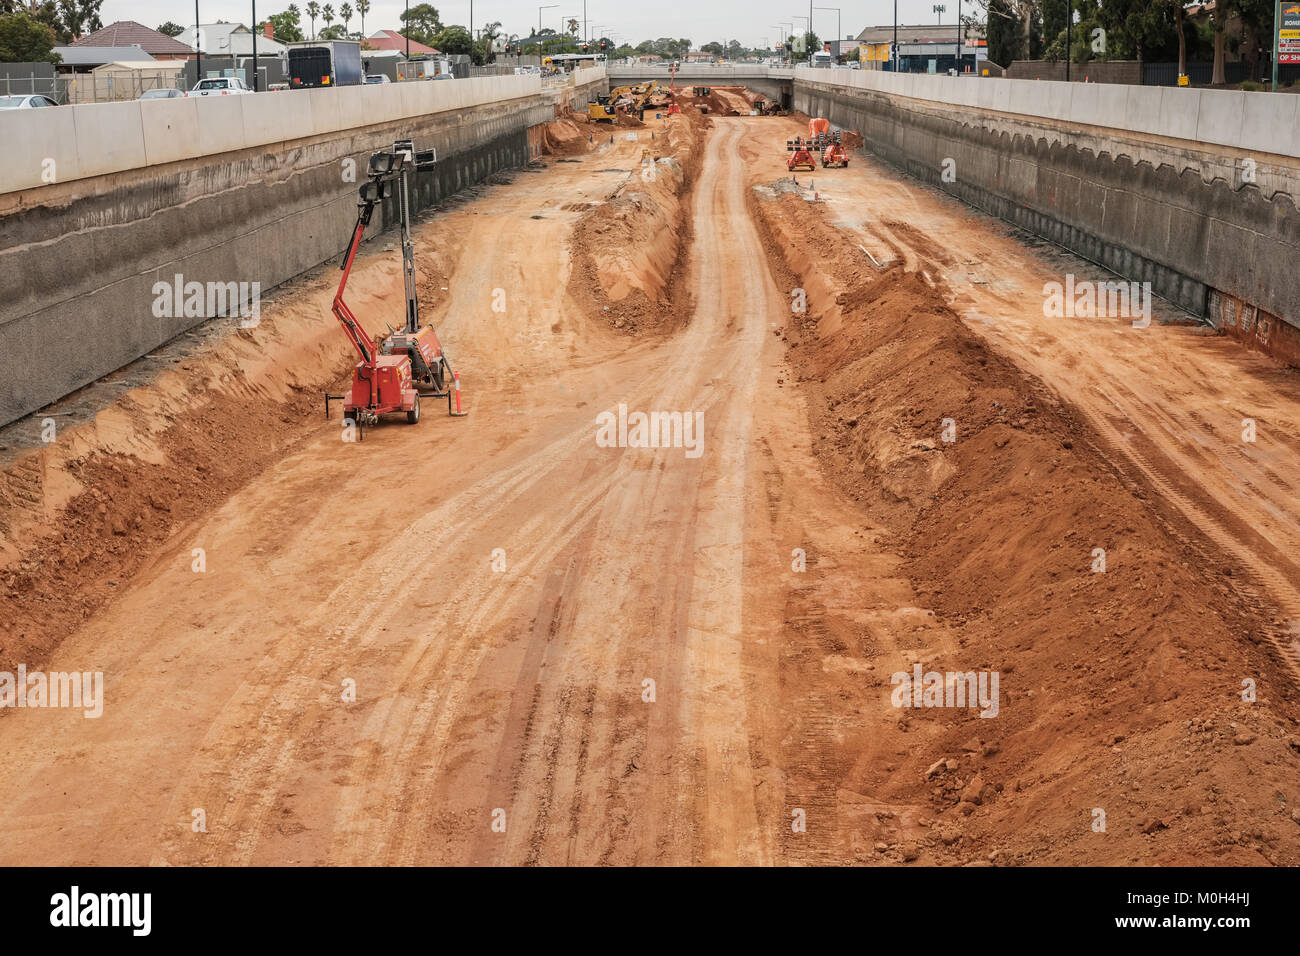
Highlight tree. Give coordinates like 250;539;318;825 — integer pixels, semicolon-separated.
1210;0;1235;85
305;1;319;40
356;0;368;38
978;0;1043;67
400;3;441;45
321;3;334;34
156;20;184;37
801;31;821;57
701;40;724;56
430;24;470;56
55;0;101;41
339;2;352;35
0;10;58;61
473;20;501;65
269;8;304;42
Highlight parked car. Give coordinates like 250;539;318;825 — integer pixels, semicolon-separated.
433;72;454;80
140;88;184;100
0;94;59;109
186;77;252;97
364;74;390;85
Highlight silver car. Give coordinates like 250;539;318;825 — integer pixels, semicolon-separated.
0;94;59;109
140;88;185;100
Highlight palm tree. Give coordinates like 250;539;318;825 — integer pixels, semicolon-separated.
357;0;369;39
305;1;319;40
322;3;335;35
340;3;353;36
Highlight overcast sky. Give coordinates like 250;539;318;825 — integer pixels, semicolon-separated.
101;1;974;49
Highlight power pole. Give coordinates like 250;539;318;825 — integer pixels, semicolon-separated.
195;1;202;82
1066;0;1071;82
252;0;258;91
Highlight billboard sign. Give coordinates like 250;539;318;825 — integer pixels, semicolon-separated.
1280;2;1300;63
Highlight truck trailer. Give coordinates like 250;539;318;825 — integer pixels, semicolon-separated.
286;39;363;88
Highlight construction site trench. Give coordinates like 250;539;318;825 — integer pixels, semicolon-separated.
1;91;1299;867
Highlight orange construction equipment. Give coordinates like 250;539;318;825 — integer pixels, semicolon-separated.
666;61;681;114
786;136;816;171
808;117;849;168
326;140;467;434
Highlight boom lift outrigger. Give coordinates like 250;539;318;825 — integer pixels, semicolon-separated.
326;140;466;434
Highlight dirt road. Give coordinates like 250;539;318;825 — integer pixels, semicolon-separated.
742;117;1300;663
2;111;1298;867
0;117;894;866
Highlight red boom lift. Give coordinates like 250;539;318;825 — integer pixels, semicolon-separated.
327;140;466;435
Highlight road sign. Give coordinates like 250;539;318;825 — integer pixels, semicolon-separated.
1281;3;1300;63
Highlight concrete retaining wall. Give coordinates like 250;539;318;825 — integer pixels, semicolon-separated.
0;71;607;426
794;70;1300;341
792;67;1300;158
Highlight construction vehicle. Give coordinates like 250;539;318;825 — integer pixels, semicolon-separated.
807;117;849;168
666;62;681;114
327;140;466;432
787;136;816;171
588;81;660;122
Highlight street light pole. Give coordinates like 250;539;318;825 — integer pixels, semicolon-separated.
195;1;202;82
251;0;257;91
893;0;898;72
1066;0;1071;82
815;8;840;60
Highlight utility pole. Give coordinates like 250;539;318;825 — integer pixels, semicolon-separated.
893;0;898;72
1273;0;1280;92
251;0;258;91
195;1;202;83
406;0;410;60
815;7;840;60
1066;0;1071;82
957;0;961;72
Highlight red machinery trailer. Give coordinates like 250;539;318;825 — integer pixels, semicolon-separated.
328;141;466;434
787;136;816;171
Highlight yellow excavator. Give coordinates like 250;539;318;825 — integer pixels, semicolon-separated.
587;81;660;123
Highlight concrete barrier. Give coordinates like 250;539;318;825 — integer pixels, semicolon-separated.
795;66;1299;158
794;70;1300;347
0;73;545;196
0;69;606;426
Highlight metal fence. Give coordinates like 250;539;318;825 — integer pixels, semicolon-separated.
0;63;60;101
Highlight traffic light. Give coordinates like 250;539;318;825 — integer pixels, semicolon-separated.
600;39;607;50
582;42;589;52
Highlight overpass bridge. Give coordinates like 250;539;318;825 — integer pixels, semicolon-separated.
608;65;795;106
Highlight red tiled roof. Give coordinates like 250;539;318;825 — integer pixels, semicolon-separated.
73;20;195;55
365;30;439;55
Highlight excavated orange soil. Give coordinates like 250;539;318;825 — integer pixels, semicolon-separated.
752;188;1300;863
0;115;1297;867
566;106;710;334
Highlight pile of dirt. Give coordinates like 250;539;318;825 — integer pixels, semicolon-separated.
540;117;592;157
675;90;738;117
0;234;460;673
752;187;1300;865
567;110;710;335
614;112;646;128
